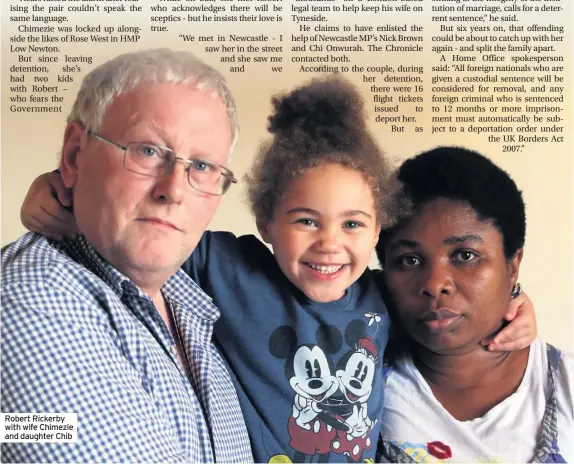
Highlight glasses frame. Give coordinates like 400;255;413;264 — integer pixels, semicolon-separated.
86;130;237;196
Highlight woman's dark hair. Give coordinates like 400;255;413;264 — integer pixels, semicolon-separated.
245;75;400;228
376;146;526;262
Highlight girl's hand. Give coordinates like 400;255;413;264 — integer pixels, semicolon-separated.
21;171;78;241
484;290;537;351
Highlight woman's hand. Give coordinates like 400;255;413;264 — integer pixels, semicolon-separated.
484;291;537;351
21;171;78;241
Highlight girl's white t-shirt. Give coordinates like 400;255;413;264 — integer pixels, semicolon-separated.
381;339;574;463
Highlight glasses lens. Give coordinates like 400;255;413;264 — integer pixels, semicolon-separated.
125;143;170;176
123;143;234;196
219;175;233;195
188;160;228;195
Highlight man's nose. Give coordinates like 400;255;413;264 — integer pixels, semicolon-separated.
152;161;189;203
420;260;454;298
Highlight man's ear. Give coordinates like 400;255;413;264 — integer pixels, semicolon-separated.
256;217;272;244
60;121;85;188
509;248;524;286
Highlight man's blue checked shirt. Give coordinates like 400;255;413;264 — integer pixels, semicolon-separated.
1;233;253;463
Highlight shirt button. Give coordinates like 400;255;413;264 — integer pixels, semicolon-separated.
171;345;178;354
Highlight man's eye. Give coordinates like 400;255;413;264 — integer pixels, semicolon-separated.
192;160;211;172
140;145;158;157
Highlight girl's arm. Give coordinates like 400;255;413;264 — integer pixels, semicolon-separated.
20;171;78;240
484;291;537;351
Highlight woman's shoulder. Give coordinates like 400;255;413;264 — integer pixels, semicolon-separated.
534;339;574;422
549;342;574;403
382;343;414;385
541;341;574;460
537;339;574;376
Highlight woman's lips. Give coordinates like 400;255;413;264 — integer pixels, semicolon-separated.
419;309;462;333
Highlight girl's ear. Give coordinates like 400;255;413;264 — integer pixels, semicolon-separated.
60;121;85;188
373;222;382;248
257;218;272;244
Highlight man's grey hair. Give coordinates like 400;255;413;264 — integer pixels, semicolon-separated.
67;48;238;156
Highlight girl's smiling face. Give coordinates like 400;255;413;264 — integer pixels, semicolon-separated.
259;163;381;303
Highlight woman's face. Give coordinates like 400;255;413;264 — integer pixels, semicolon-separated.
383;198;522;355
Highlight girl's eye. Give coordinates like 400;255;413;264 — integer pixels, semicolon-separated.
343;221;362;229
295;218;317;227
454;250;478;262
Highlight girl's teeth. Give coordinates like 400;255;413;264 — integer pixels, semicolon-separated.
307;263;344;274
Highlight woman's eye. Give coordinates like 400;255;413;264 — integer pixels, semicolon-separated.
400;256;421;267
454;250;478;262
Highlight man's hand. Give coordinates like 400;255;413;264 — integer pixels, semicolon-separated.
21;171;78;240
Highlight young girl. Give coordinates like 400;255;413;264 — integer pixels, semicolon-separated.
20;76;536;463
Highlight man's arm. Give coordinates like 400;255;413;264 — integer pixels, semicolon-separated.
1;284;190;463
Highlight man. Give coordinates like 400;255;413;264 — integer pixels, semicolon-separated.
1;49;252;463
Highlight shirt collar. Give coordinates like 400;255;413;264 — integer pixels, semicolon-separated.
61;235;129;296
163;271;220;323
61;235;220;322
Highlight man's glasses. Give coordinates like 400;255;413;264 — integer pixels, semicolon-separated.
87;131;237;196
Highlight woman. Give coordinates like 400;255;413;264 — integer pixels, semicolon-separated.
376;146;573;463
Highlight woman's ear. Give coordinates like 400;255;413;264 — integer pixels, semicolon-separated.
509;248;524;285
60;121;85;188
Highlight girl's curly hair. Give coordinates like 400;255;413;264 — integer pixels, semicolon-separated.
245;75;401;227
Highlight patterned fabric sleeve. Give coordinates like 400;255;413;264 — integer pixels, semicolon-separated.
1;283;190;463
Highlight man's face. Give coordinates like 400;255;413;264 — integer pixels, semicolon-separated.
62;82;232;289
